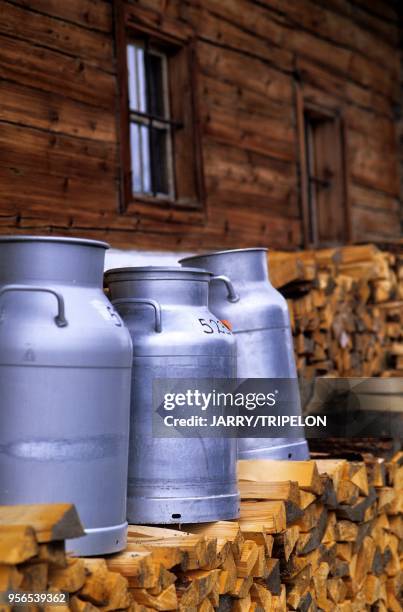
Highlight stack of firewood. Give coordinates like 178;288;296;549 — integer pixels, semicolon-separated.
1;454;402;610
0;504;133;612
269;243;403;379
235;456;403;610
107;455;402;611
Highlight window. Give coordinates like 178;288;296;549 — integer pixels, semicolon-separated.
127;41;175;198
297;93;350;247
115;3;204;214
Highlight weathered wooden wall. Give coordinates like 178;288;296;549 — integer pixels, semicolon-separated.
0;0;401;250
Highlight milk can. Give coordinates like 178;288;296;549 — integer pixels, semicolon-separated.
0;236;133;555
180;249;309;461
105;266;240;524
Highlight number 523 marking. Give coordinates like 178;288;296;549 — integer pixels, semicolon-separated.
199;318;232;335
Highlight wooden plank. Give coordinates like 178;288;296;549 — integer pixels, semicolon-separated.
204;145;299;217
0;565;23;591
182;522;243;560
124;2;194;42
187;0;290;62
0;35;115;108
127;529;216;572
200;73;293;121
0;504;84;542
197;41;293;105
236;541;259;578
0;525;38;564
20;561;48;592
0;167;117;215
131;583;177;610
238;480;301;505
10;0;112;32
258;0;398;72
239;500;287;534
286;22;398;100
324;0;399;44
176;569;219;608
238;460;323;494
296;502;327;533
273;526;300;562
239;481;302;524
0;81;116;142
349;184;400;214
0;122;116;181
48;558;86;593
105;549;160;589
204;103;295;162
346;106;396;141
182;2;293;70
351;206;401;241
94;570;132;611
349;130;400;196
74;559;109;606
189;0;398;96
297;56;393;117
37;542;66;569
250;583;272;609
0;2;113;70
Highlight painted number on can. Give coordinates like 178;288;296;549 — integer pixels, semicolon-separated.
198;318;232;335
91;300;122;327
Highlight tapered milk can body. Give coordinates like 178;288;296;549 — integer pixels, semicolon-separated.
0;236;133;555
105;267;240;524
180;249;309;460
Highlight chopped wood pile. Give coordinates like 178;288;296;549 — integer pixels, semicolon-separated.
1;455;402;610
106;456;402;610
113;455;403;610
269;243;403;379
0;504;133;612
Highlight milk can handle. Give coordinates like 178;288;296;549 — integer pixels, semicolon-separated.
0;284;68;328
211;275;240;303
112;298;162;333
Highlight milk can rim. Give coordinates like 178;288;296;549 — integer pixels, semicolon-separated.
179;247;268;262
105;265;212;277
0;235;109;249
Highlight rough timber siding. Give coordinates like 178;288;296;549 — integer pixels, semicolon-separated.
0;0;401;250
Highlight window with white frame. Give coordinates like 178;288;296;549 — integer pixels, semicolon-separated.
126;40;176;199
115;4;204;212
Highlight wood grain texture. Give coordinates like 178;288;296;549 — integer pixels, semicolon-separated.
0;0;400;249
0;453;401;609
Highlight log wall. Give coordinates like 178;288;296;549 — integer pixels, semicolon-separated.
0;0;401;250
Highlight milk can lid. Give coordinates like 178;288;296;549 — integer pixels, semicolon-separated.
105;266;212;280
0;235;109;249
180;247;268;263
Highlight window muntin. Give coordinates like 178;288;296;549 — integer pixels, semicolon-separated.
126;40;175;199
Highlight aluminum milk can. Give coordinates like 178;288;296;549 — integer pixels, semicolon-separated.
180;248;309;461
105;266;240;524
0;236;133;555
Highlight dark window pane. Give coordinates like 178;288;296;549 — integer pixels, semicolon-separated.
130;122;142;192
147;52;166;117
141;124;151;193
151;127;170;195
